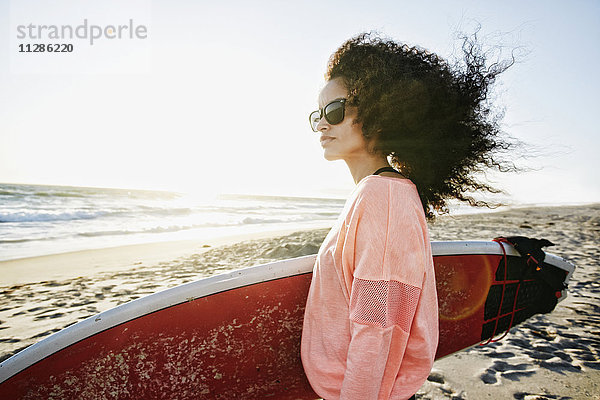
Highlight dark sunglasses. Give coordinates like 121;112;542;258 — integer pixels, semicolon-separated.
309;98;346;132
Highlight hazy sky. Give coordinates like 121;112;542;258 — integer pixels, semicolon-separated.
1;0;599;205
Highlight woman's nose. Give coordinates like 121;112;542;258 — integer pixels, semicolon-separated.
316;116;329;132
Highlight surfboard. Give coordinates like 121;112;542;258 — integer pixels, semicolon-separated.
0;240;575;399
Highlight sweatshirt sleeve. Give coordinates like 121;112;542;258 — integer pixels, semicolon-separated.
339;181;428;400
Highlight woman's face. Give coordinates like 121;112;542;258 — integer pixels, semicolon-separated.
316;78;371;162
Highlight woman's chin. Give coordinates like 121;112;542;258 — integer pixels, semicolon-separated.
322;147;342;161
323;152;339;161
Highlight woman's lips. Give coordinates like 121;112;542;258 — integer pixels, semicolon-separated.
320;136;335;146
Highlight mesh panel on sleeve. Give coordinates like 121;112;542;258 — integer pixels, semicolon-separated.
349;278;421;331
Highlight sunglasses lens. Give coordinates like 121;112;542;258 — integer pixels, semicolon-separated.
324;101;344;124
309;110;321;132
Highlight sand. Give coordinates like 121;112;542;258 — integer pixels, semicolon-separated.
1;204;599;399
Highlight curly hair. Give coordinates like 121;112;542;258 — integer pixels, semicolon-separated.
326;32;518;219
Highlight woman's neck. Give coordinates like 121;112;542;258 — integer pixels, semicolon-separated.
345;155;391;184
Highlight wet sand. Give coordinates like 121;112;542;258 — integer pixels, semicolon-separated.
1;204;599;399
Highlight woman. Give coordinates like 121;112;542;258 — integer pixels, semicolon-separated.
300;33;515;400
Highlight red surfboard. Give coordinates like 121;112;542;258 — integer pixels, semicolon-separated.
0;241;575;399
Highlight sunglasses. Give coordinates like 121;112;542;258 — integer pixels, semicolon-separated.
309;98;346;132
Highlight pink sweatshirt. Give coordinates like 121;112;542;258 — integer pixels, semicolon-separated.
301;175;439;400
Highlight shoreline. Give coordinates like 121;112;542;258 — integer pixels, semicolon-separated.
0;226;332;287
3;201;598;267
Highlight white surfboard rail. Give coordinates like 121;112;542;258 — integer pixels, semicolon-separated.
0;240;575;384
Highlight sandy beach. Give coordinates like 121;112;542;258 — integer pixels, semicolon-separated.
1;204;599;399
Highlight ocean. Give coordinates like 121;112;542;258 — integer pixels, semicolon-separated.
0;183;344;261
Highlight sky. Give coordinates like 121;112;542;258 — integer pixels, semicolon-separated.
1;0;599;205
